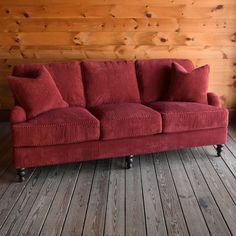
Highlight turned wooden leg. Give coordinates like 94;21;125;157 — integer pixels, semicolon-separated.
16;168;26;182
216;144;223;157
126;155;134;169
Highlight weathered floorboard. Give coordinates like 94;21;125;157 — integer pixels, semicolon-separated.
61;161;96;236
104;158;125;236
192;147;236;234
125;157;146;236
82;159;110;236
154;152;189;236
167;151;210;236
179;149;231;236
140;154;167;236
18;165;65;236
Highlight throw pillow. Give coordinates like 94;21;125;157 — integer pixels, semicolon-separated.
8;65;68;119
166;62;209;104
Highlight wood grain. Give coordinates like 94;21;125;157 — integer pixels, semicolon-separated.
179;149;231;236
0;1;235;109
39;163;81;236
104;158;125;236
82;159;110;236
203;146;236;203
18;165;65;235
61;161;96;236
0;167;49;236
125;157;146;236
140;154;167;236
192;147;236;234
154;152;189;236
167;151;210;236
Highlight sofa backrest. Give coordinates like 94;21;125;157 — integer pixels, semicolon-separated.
13;61;86;107
12;59;195;108
82;60;141;107
136;59;194;104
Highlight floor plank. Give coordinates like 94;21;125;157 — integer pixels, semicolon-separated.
0;168;35;229
154;152;189;236
61;161;96;236
104;158;125;236
192;147;236;234
203;145;236;204
167;151;210;236
125;157;146;236
0;168;49;236
18;165;65;236
82;159;110;236
179;149;231;236
39;163;81;236
140;154;167;236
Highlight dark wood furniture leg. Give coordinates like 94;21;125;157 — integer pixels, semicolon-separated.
216;144;223;157
16;168;26;182
126;155;134;169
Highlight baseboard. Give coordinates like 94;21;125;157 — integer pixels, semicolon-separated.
0;109;10;122
1;108;236;123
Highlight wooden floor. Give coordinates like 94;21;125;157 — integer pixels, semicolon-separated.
1;123;236;236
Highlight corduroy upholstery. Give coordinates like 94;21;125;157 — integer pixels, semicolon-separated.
12;107;100;147
8;59;228;171
136;59;194;103
13;61;85;107
148;101;228;133
8;66;68;119
165;63;209;104
82;60;141;107
89;103;162;140
14;127;227;168
207;92;221;107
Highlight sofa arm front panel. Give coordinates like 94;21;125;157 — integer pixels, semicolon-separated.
10;106;27;124
207;92;221;107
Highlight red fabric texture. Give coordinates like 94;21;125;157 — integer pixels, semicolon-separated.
10;106;26;124
89;103;162;140
166;63;209;104
82;60;141;107
12;107;100;147
14;127;227;168
8;66;68;119
13;61;85;107
207;92;221;107
136;59;194;103
149;101;228;133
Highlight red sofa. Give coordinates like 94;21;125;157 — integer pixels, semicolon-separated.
9;59;228;181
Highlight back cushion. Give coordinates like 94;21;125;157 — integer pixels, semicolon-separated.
136;59;194;104
13;61;85;107
82;60;141;107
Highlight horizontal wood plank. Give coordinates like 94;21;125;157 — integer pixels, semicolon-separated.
0;0;235;109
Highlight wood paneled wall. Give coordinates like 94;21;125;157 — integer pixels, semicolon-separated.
0;0;236;109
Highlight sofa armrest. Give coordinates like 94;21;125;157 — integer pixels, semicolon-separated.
10;106;27;124
207;92;221;107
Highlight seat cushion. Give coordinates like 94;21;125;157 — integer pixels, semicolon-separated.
13;61;86;107
12;107;100;147
89;103;162;140
82;60;141;107
136;59;194;103
148;101;228;133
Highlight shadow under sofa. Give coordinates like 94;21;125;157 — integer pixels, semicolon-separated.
8;59;229;181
